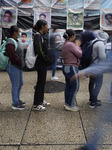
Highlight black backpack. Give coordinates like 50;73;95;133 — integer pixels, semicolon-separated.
80;40;100;69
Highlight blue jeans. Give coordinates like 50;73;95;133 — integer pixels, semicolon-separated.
62;66;79;107
50;50;57;77
6;64;23;105
89;74;103;103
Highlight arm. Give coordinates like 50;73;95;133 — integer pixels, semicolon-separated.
97;42;106;61
69;43;82;58
6;44;21;67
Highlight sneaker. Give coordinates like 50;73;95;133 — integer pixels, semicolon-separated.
89;102;101;108
12;103;25;110
51;76;59;80
89;99;101;103
43;101;51;107
33;105;46;111
19;100;26;106
64;104;79;112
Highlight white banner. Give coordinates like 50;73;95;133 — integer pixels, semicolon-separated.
67;9;83;30
18;29;32;49
34;8;51;28
52;0;67;9
100;9;112;30
0;28;2;45
18;0;34;8
84;0;101;10
35;0;52;8
1;7;18;28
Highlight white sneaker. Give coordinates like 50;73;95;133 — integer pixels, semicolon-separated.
51;76;59;80
64;104;79;112
33;105;46;111
43;101;51;107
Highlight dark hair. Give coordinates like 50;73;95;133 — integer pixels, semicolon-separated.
9;25;19;36
21;33;27;37
39;13;46;18
4;10;12;17
105;13;112;19
63;29;76;40
33;20;47;31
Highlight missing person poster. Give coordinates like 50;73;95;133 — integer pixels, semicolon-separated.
34;9;51;28
1;7;18;28
0;28;2;45
52;0;67;9
100;9;112;30
18;0;34;8
84;0;101;10
18;29;32;49
67;9;83;30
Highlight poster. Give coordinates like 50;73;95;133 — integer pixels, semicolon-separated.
18;29;32;49
100;9;112;30
1;7;18;28
67;9;83;30
84;0;101;10
18;0;34;8
34;9;51;28
0;28;2;45
52;0;67;9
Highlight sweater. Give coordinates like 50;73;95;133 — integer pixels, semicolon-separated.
62;41;82;68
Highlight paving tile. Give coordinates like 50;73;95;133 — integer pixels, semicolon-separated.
20;145;81;150
0;111;29;144
80;110;112;144
0;146;18;150
22;93;85;144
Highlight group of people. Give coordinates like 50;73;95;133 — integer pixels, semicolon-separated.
1;19;111;112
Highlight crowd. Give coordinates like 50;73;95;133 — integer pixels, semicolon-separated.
0;20;111;113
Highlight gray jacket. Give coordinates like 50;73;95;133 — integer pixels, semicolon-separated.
92;39;106;64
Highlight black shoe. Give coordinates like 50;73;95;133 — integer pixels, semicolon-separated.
19;100;26;106
12;103;25;110
89;102;101;108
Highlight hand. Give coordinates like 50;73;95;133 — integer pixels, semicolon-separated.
75;39;82;47
70;72;85;83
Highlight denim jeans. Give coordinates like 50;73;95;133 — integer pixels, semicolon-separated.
89;74;103;103
6;64;23;105
62;66;79;107
50;50;57;77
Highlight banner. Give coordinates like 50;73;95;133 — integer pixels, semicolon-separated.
18;0;34;8
18;29;32;49
52;0;67;9
36;0;52;8
68;0;83;9
67;9;83;30
84;0;101;10
100;9;112;30
34;9;51;28
1;7;18;28
0;28;2;45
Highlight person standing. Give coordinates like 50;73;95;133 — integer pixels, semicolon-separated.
62;29;82;111
89;30;109;108
6;25;26;110
33;20;52;111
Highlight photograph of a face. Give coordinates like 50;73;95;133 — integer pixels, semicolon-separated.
100;9;112;30
34;9;51;28
67;9;83;30
1;7;17;28
18;29;32;49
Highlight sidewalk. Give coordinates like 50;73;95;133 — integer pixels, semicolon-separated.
0;70;112;150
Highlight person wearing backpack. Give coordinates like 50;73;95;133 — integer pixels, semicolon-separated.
62;29;82;111
88;30;109;108
33;20;52;111
5;25;26;110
